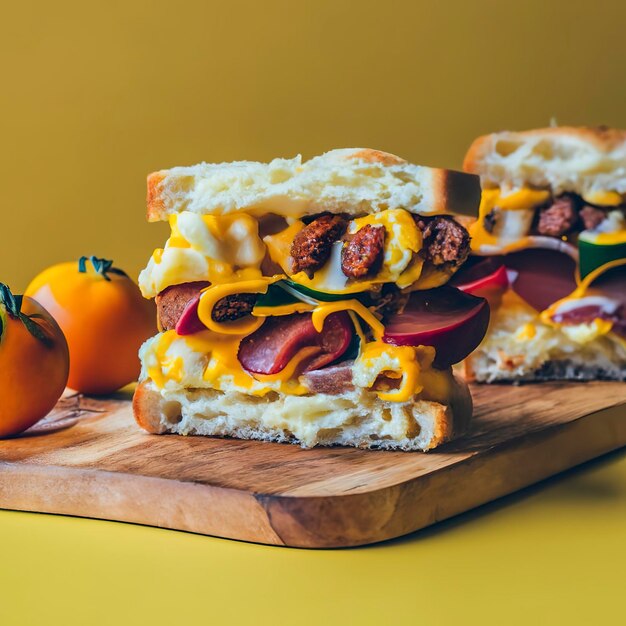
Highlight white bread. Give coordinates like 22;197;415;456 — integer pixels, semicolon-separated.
146;148;480;221
460;292;626;383
463;126;626;197
133;376;472;452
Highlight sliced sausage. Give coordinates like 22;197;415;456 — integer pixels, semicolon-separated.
290;214;347;275
415;215;470;268
341;224;386;279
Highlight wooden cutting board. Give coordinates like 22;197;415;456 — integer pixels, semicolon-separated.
1;382;625;548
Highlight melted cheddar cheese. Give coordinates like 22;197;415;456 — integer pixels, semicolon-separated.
353;342;451;403
139;213;267;298
142;293;453;404
264;209;425;294
311;300;385;340
142;330;310;397
196;276;282;335
582;191;624;206
470;187;551;250
539;258;626;342
139;208;459;407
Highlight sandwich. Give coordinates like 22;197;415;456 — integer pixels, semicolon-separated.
133;148;489;450
454;126;626;382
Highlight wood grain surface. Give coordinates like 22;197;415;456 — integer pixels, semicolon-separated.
1;383;625;548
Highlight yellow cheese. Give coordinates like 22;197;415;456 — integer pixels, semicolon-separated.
539;258;626;337
407;264;452;291
263;221;304;273
587;230;626;245
311;300;385;340
139;212;268;298
197;276;283;335
582;190;624;206
264;210;424;293
352;341;419;402
152;330;314;397
146;331;182;389
515;323;537;341
349;209;423;283
560;318;614;344
182;331;262;393
470;187;551;250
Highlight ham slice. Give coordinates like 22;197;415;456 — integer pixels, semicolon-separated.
303;362;355;394
504;249;578;312
238;312;353;375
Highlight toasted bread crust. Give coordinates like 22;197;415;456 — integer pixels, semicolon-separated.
432;167;482;216
346;148;406;166
147;172;167;222
133;380;167;433
145;148;480;222
132;376;473;450
463;125;626;175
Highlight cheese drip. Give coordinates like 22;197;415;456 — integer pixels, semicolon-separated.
540;258;626;343
139;212;267;298
470;187;551;250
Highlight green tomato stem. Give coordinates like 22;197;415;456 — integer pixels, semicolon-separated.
78;255;128;281
0;282;53;348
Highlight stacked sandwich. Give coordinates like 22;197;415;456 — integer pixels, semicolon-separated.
454;127;626;382
134;148;489;450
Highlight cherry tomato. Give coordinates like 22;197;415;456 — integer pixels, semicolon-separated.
0;284;69;437
26;256;156;395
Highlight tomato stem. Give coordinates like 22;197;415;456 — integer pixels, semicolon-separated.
0;282;53;347
0;282;22;318
78;256;127;281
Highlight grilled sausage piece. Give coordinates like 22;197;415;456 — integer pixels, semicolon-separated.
579;205;608;231
416;216;471;268
156;281;209;330
156;282;256;329
341;224;386;279
536;195;579;237
211;293;257;322
291;214;347;275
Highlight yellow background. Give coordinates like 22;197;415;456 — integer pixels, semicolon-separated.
1;1;626;624
2;0;626;291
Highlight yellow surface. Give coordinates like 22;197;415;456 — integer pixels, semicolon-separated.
0;449;625;626
1;1;626;624
2;1;626;291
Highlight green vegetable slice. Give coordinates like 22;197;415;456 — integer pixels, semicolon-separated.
284;280;368;303
578;239;626;279
254;283;303;308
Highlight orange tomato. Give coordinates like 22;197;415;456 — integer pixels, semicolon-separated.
0;283;69;437
26;256;156;395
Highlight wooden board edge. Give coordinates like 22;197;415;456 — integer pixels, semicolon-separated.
0;463;286;546
255;403;626;547
1;403;625;549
